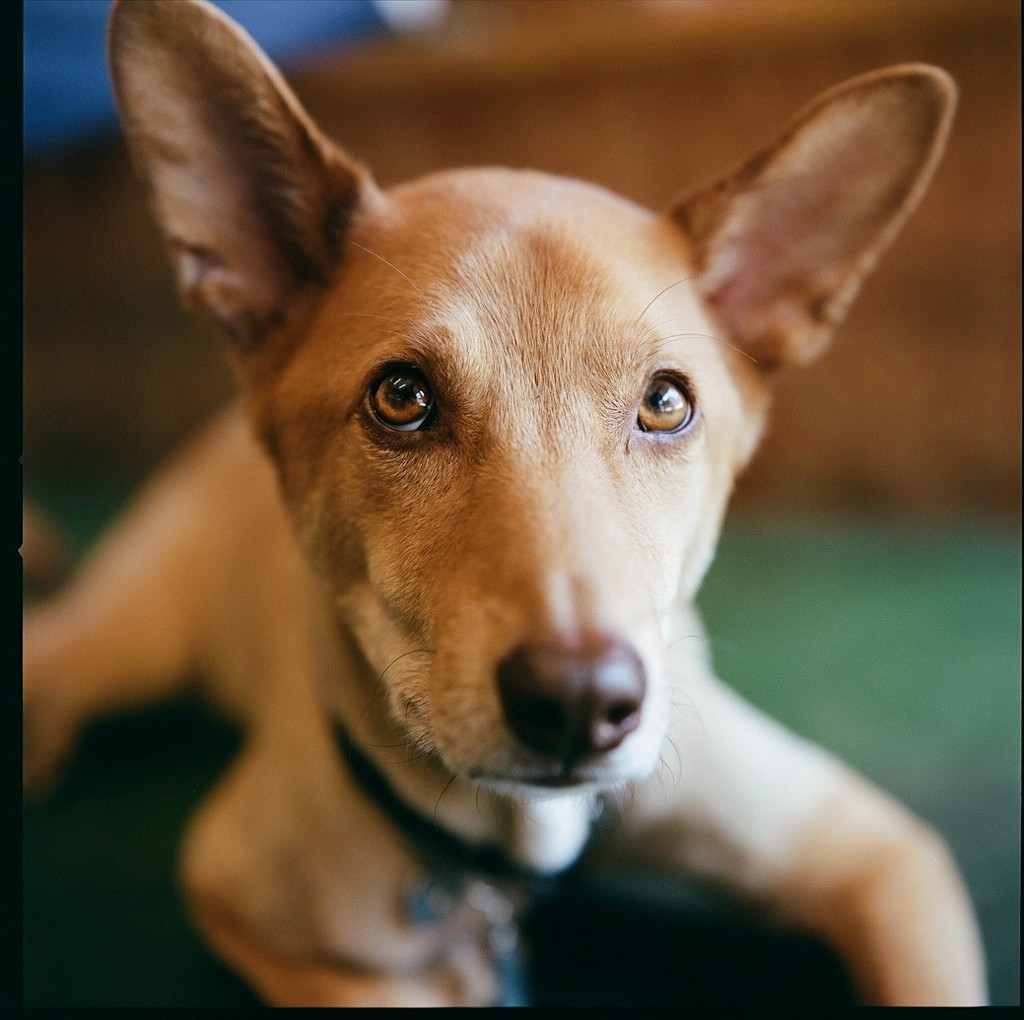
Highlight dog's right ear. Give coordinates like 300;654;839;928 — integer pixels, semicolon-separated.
669;65;956;371
108;0;378;350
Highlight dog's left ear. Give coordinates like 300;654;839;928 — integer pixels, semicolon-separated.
670;65;956;370
108;0;377;350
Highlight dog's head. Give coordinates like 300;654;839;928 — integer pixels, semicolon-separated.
109;0;954;791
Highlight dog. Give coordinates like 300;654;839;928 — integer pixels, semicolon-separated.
23;0;987;1006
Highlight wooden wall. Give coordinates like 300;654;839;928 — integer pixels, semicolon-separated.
23;0;1021;520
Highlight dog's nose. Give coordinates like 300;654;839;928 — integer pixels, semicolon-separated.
497;639;646;761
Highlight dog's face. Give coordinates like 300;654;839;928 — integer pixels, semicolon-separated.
263;169;762;786
109;0;954;791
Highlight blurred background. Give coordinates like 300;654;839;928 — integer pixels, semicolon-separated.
23;0;1021;519
23;0;1020;1007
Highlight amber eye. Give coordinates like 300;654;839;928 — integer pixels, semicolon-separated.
369;366;434;431
636;375;695;434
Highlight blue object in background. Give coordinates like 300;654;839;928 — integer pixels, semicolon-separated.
23;0;389;157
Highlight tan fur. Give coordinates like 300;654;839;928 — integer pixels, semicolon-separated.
24;0;984;1006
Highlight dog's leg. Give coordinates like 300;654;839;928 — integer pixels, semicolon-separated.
179;741;504;1009
23;410;257;790
600;672;987;1005
189;895;492;1008
779;772;987;1006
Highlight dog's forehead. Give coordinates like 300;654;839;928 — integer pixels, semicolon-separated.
383;166;657;238
362;168;712;378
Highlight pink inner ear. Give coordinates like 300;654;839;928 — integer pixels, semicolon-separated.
177;248;264;347
699;110;919;356
700;194;834;349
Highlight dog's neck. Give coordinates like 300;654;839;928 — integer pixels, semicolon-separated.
332;717;596;877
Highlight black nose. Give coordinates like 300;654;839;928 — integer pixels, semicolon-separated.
497;639;646;762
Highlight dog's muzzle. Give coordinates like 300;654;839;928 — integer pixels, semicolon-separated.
497;638;646;768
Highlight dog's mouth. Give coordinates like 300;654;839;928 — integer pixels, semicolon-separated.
465;750;638;793
470;769;589;791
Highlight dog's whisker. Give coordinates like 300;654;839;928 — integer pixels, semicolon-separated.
669;691;706;743
627;316;678;355
630;310;760;367
398;745;435;768
382;648;434;674
365;736;417;752
605;778;637;820
665;632;708;652
676;333;761;367
354;647;433;737
651;754;672;799
631;277;695;334
653;741;676;796
433;772;458;822
349;240;429;302
663;331;760;365
665;733;683;789
655;745;671;794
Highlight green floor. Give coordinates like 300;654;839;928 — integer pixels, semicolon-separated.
22;498;1021;1005
699;519;1021;1007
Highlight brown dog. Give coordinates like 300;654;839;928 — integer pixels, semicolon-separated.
23;0;986;1006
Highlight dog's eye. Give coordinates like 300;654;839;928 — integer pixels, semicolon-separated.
370;366;434;431
636;375;695;434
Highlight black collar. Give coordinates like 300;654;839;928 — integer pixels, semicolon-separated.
332;721;560;891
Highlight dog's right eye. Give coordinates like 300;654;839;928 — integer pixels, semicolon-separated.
636;374;696;435
369;366;435;431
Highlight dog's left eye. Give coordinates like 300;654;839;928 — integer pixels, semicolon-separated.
369;366;435;431
636;375;696;434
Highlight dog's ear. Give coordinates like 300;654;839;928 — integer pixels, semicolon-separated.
670;65;956;370
108;0;375;349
